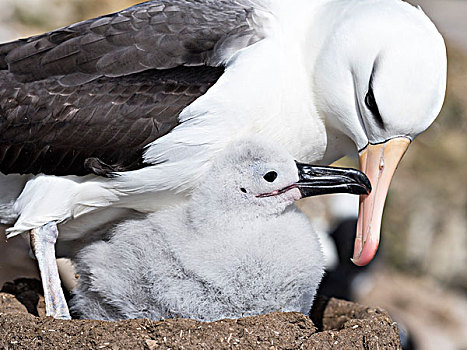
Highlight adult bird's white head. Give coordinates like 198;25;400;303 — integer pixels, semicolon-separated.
312;0;447;265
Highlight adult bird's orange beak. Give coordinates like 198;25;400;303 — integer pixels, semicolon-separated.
352;137;410;266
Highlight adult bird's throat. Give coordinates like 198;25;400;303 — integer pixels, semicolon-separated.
352;137;410;266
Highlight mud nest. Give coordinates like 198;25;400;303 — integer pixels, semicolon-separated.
0;279;401;349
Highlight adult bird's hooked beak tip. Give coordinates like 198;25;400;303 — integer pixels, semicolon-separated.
295;162;371;198
352;137;411;266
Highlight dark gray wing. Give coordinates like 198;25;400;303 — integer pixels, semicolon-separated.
1;0;263;85
0;0;264;176
0;66;223;176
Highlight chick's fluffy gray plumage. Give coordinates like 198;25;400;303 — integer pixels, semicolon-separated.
71;138;324;321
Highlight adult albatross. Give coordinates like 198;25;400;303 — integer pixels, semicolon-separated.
0;0;446;318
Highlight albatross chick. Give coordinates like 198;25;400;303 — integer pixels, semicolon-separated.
71;138;370;321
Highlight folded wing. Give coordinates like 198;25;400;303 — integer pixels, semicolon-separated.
0;0;264;176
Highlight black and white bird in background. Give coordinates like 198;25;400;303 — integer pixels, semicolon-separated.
0;0;446;318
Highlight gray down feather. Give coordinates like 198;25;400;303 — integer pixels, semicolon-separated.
71;137;324;321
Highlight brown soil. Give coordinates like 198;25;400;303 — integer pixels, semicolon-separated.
0;279;400;349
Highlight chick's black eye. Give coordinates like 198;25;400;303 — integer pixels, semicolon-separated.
240;188;247;193
365;87;384;128
263;171;277;182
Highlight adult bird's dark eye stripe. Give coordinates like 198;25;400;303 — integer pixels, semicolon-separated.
365;87;384;128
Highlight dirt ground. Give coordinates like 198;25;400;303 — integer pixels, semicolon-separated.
0;279;401;349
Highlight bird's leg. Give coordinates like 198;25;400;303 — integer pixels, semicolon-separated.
30;222;71;319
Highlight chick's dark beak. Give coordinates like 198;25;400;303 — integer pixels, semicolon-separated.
295;162;371;198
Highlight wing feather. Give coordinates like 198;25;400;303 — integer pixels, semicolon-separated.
0;66;224;176
0;0;266;176
4;0;264;83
